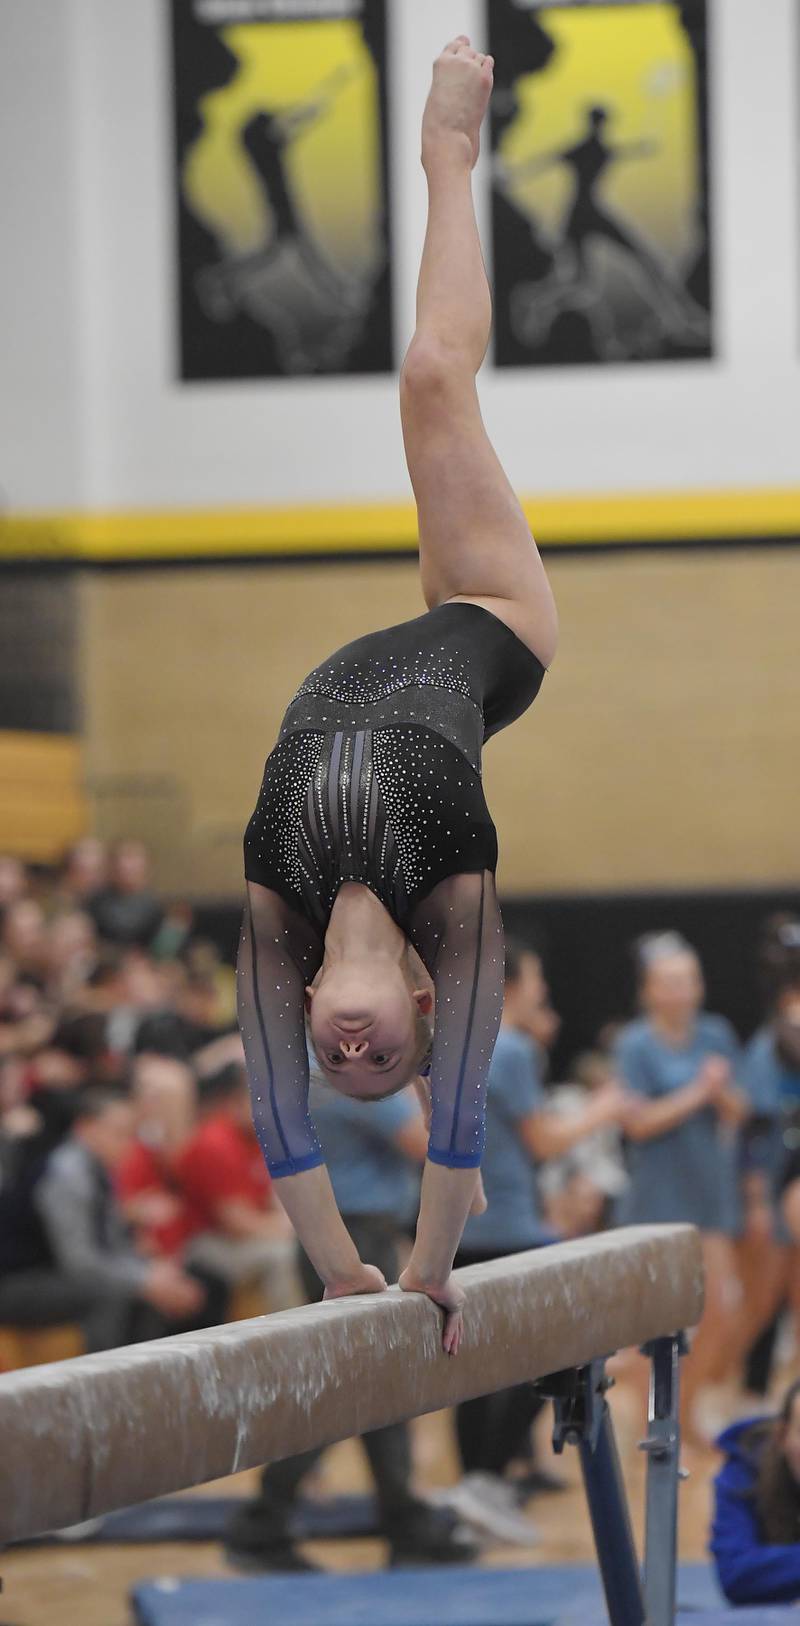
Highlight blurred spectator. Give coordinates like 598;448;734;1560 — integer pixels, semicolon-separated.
225;1056;475;1573
182;936;237;1028
441;942;629;1544
87;840;164;948
783;1141;800;1225
117;1055;198;1260
737;975;800;1397
756;914;800;1011
1;898;49;980
0;1087;223;1350
176;1060;298;1310
0;856;29;909
87;948;166;1057
45;911;98;1004
0;951;54;1058
614;932;749;1444
539;1049;629;1238
710;1377;800;1605
47;838;109;917
134;962;232;1060
32;1092;221;1346
149;900;195;962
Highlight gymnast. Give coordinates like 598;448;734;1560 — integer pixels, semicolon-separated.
238;38;558;1355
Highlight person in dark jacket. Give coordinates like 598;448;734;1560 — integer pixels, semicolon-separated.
710;1378;800;1605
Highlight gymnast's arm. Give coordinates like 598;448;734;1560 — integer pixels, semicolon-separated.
400;871;504;1346
237;881;386;1296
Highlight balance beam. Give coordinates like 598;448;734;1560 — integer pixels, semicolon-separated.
0;1224;702;1548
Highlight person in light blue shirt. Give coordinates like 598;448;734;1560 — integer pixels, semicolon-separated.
458;1024;551;1255
226;1064;476;1572
307;1075;421;1227
438;941;629;1542
613;932;749;1445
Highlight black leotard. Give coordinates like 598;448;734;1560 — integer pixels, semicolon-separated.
239;602;544;1178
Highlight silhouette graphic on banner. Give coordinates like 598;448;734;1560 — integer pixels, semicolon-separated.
487;0;713;367
172;0;392;380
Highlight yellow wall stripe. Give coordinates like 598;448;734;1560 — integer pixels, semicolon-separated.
2;486;800;561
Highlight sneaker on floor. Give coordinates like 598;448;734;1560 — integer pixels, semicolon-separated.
431;1472;539;1547
224;1539;323;1573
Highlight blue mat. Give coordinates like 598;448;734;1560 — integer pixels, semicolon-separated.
131;1563;796;1626
22;1493;380;1546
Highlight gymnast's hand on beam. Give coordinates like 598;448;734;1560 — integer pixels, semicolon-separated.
322;1262;389;1300
397;1269;466;1358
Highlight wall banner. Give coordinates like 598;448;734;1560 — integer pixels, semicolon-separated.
171;0;393;380
487;0;712;367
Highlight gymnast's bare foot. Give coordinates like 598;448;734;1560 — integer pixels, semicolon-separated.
421;36;494;171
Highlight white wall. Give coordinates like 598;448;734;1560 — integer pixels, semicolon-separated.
0;1;88;507
1;0;799;513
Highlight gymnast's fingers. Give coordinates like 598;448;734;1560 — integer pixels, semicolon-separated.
443;1304;464;1357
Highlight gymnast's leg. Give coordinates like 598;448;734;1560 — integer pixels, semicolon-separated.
400;38;558;670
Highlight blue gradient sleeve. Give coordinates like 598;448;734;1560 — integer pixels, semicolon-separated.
237;882;325;1179
410;870;504;1169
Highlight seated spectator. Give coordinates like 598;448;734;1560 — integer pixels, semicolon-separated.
0;855;29;910
47;838;109;918
711;1377;800;1605
0;1087;224;1351
1;898;49;981
0;951;54;1059
87;840;163;948
134;962;232;1061
44;911;98;1004
175;1060;298;1310
614;932;749;1445
79;947;166;1060
117;1055;198;1260
539;1049;629;1238
182;937;237;1028
149;901;195;963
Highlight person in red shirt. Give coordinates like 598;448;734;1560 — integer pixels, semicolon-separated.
175;1060;298;1310
116;1056;197;1260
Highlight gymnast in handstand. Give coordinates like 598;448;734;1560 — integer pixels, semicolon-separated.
238;38;558;1354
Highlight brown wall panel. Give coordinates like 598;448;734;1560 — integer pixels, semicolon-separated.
77;548;800;899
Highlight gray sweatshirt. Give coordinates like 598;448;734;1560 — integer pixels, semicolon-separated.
34;1140;149;1297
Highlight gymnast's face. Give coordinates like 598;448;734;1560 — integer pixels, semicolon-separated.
306;961;432;1099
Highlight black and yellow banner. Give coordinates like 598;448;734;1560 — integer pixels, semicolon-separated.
487;0;712;367
171;0;393;379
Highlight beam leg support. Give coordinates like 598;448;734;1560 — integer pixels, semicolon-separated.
538;1361;646;1626
639;1333;687;1626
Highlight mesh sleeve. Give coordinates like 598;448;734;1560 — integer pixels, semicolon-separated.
409;870;504;1168
237;880;325;1179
